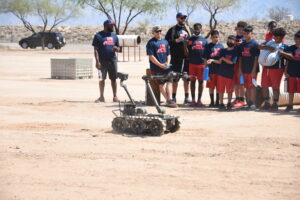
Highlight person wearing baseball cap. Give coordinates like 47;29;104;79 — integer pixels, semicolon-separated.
165;12;192;105
92;19;121;103
146;25;177;108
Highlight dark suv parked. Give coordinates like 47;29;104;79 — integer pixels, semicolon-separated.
19;32;66;49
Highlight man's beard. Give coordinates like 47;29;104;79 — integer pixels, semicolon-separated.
178;22;185;26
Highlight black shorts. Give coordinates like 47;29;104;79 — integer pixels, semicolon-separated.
170;58;189;82
98;60;118;80
155;71;172;85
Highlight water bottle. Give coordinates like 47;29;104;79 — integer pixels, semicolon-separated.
239;74;244;84
203;66;210;81
252;78;258;87
284;78;288;93
164;63;172;69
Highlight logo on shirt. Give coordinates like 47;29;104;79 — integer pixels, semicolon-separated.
242;47;251;56
226;55;232;59
211;48;221;57
103;37;115;46
157;44;167;53
192;41;204;50
294;49;300;61
180;30;188;38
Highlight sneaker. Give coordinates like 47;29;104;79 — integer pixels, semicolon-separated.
95;96;105;103
226;103;232;110
285;105;293;112
190;101;197;107
260;102;270;110
219;103;226;110
270;103;278;111
249;104;256;110
113;96;119;102
166;100;177;108
232;100;246;109
184;97;192;104
208;103;215;108
173;97;177;103
196;101;204;107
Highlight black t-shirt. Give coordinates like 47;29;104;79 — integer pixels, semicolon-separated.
146;37;170;74
165;24;192;59
188;35;208;65
239;39;260;74
218;48;238;79
205;43;224;74
285;45;300;77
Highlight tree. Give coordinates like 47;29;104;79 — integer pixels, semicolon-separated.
198;0;241;38
74;0;165;35
170;0;199;25
268;6;291;22
0;0;80;49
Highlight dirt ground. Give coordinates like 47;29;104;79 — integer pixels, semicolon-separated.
0;44;299;200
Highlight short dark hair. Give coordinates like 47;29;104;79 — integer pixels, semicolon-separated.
211;30;219;36
273;27;287;37
237;21;247;28
228;35;236;40
268;21;277;28
295;30;300;38
194;23;202;29
244;25;253;33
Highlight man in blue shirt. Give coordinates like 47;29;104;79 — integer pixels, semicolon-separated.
92;19;121;103
146;25;177;108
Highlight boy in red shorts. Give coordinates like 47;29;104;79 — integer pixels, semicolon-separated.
233;21;247;108
259;28;288;111
238;25;260;110
187;23;208;106
284;31;300;111
208;35;238;110
205;30;224;107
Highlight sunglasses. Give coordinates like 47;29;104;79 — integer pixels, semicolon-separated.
180;17;187;20
154;30;162;33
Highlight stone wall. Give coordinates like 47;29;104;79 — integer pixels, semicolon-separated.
0;20;299;44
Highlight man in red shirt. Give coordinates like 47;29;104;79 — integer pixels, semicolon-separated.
265;21;277;41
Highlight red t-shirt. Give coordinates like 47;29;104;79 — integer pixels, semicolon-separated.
265;32;274;41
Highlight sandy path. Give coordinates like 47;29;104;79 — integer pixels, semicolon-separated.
0;47;299;200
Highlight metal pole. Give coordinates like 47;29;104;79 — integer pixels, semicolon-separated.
122;40;125;62
134;40;136;62
145;80;164;114
139;45;141;61
128;46;130;61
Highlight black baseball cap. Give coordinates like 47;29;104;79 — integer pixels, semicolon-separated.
176;12;187;18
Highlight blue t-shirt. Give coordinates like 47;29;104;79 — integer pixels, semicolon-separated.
188;35;208;65
239;39;260;74
285;45;300;77
204;43;224;74
92;31;119;62
218;48;238;79
146;37;170;74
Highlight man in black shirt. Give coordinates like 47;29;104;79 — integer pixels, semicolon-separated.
165;13;192;104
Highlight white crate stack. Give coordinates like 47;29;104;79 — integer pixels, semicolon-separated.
51;58;93;79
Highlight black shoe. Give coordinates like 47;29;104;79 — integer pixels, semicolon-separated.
270;103;278;111
208;102;214;108
260;102;270;110
173;97;177;103
166;100;177;108
219;103;226;110
214;102;219;108
285;105;293;112
226;103;232;110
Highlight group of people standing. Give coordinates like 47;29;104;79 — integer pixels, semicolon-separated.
146;13;300;111
92;14;300;112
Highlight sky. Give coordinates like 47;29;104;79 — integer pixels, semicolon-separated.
0;0;299;27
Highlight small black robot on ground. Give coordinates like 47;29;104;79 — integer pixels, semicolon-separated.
111;71;189;136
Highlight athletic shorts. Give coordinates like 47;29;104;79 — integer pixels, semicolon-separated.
189;64;205;81
206;73;218;89
243;73;257;89
170;57;189;82
98;60;118;80
288;77;300;93
217;75;234;94
234;62;241;85
261;67;284;89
